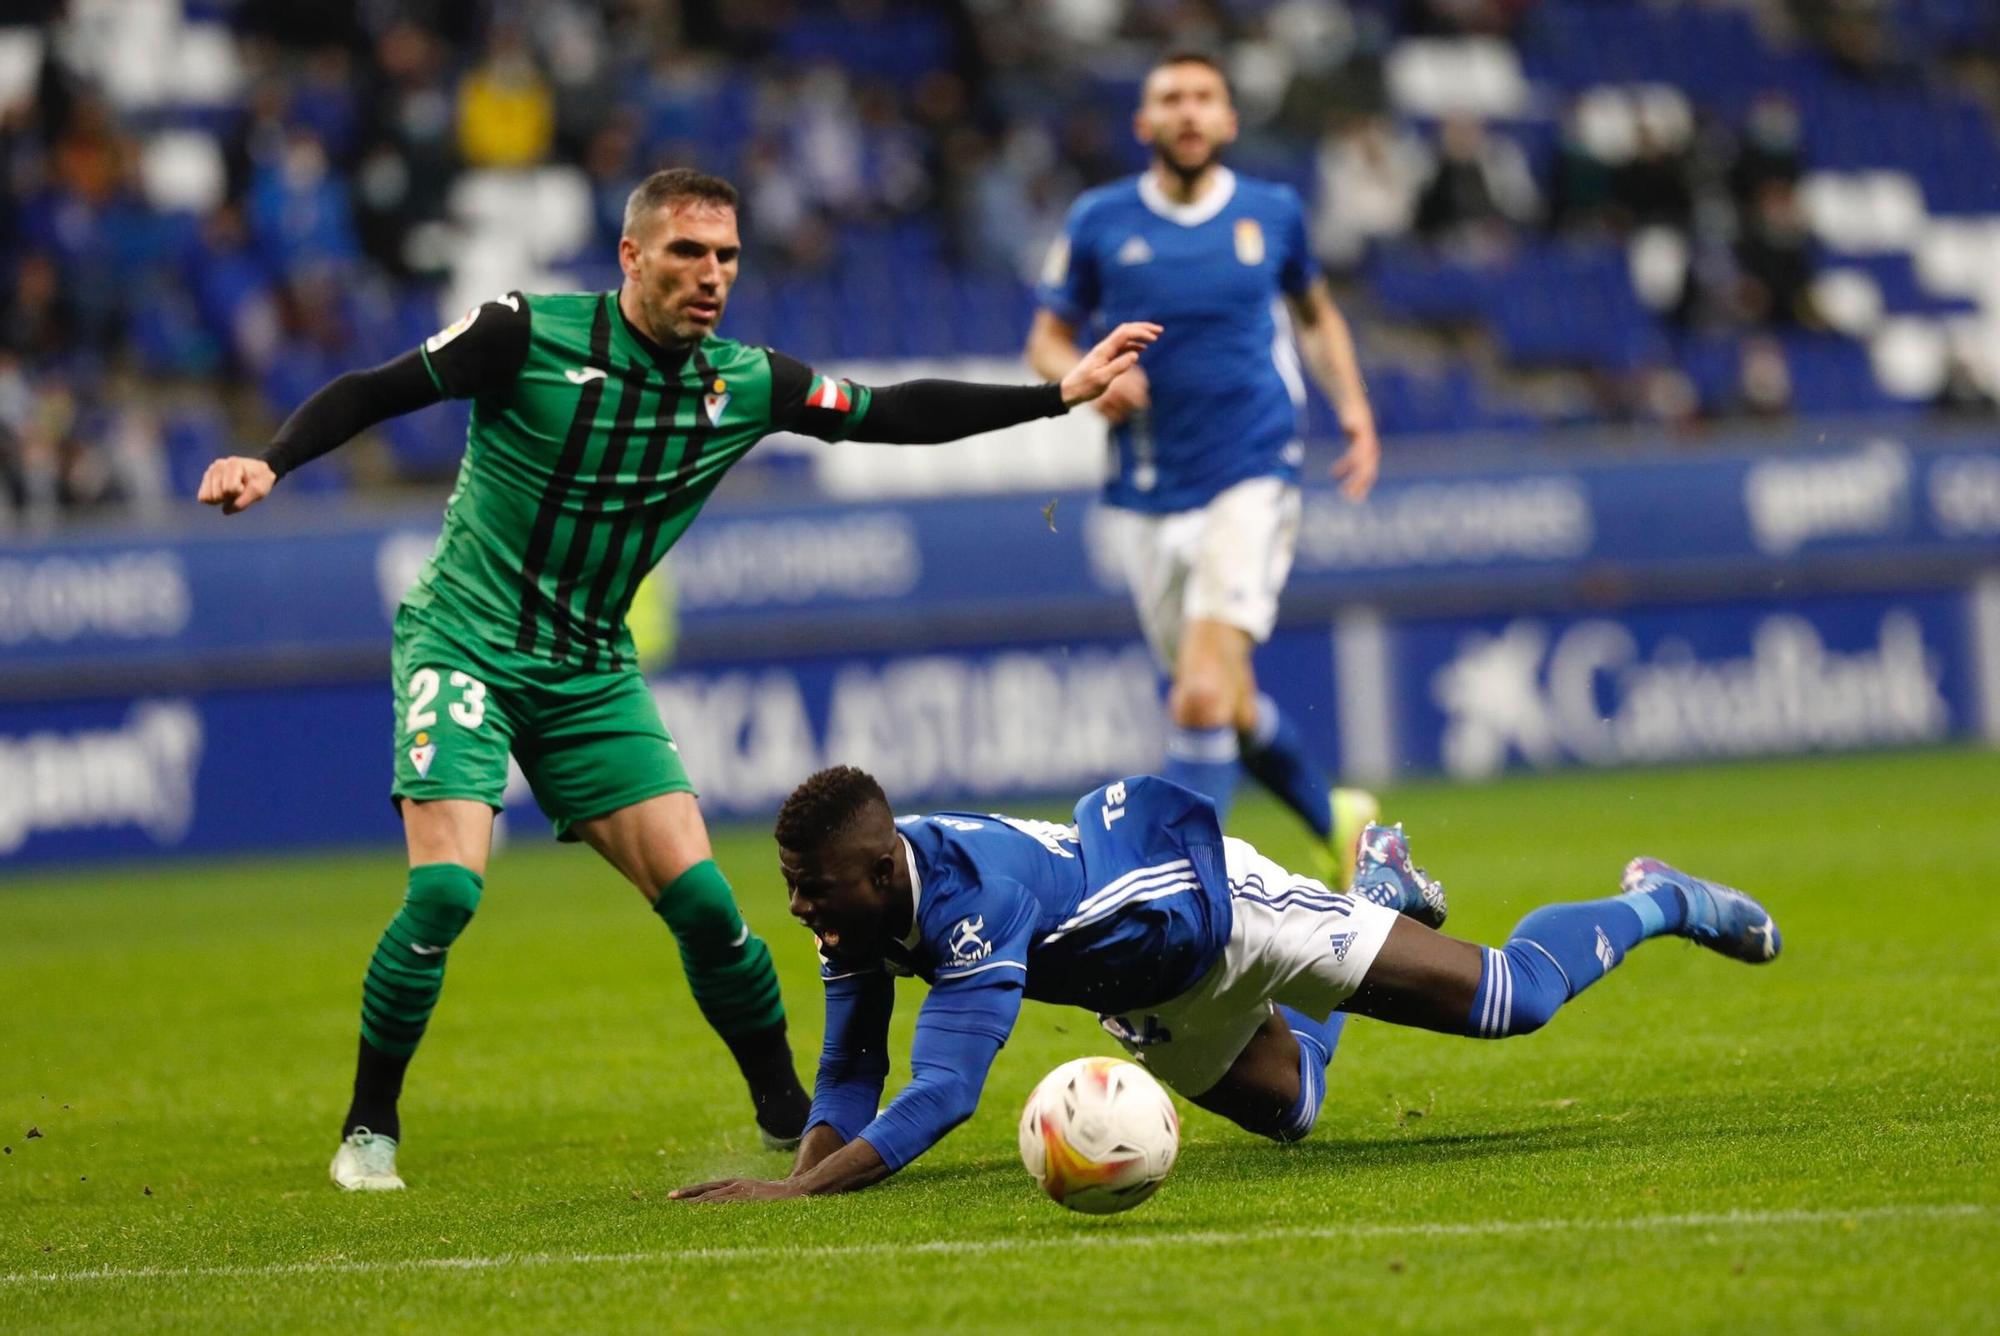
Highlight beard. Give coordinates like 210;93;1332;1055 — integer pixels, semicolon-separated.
1153;138;1221;187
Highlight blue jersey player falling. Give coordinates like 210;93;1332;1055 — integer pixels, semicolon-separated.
1028;51;1386;885
670;766;1782;1202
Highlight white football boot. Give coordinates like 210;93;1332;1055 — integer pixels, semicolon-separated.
330;1128;406;1191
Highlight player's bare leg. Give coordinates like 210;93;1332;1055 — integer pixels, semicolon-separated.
1343;851;1780;1041
574;793;811;1149
1188;1010;1318;1141
1167;616;1374;886
1191;831;1779;1147
333;798;494;1191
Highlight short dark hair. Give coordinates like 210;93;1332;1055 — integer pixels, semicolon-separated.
622;167;739;238
775;765;889;851
1147;49;1232;98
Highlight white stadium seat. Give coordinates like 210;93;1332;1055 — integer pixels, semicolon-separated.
1870;318;1949;400
173;23;245;106
1812;268;1885;336
1386;38;1530;120
1799;171;1927;254
140;131;226;212
0;27;45;108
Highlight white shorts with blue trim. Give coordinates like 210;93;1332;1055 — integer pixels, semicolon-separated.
1095;474;1301;670
1100;836;1397;1097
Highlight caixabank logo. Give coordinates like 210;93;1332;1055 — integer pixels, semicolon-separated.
1418;596;1959;780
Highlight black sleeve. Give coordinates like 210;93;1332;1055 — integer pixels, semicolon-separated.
259;350;442;479
259;293;531;479
417;291;532;398
848;379;1068;445
766;349;819;432
766;348;1067;444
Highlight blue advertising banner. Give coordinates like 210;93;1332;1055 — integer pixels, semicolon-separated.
5;435;1998;696
5;581;1994;868
1367;588;1979;782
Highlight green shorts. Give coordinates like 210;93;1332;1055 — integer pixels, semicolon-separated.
390;607;693;840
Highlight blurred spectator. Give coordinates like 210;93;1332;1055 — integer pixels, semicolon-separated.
1735;179;1816;329
1728;93;1803;209
1414;115;1538;253
1313;114;1428;269
1610;121;1694;234
1935;351;1998;418
1733;334;1795;418
246;127;358;273
457;25;555;169
4;251;77;365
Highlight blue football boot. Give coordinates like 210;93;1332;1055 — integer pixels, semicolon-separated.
1351;822;1448;929
1622;857;1781;963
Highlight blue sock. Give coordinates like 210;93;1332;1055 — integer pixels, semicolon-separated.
1465;886;1685;1038
1238;694;1333;838
1274;1005;1347;1141
1162;723;1240;825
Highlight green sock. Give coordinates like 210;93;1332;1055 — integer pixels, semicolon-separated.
652;859;784;1038
359;863;484;1058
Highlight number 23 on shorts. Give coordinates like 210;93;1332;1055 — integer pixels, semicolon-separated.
404;667;489;732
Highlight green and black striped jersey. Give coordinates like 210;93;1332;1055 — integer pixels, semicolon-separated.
400;290;871;670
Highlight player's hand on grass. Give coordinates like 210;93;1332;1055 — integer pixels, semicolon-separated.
1060;322;1162;408
197;456;277;515
1331;407;1381;501
1090;363;1150;425
669;1176;803;1204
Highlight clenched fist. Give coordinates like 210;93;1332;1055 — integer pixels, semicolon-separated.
197;457;277;516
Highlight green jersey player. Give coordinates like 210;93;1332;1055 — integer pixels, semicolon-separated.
197;167;1158;1191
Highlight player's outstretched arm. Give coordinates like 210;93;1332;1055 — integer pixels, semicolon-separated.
672;980;1022;1204
1287;279;1381;501
197;350;443;516
1057;321;1160;407
199;295;530;516
775;324;1159;446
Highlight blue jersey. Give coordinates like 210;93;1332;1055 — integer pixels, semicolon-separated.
1036;168;1318;514
807;777;1230;1169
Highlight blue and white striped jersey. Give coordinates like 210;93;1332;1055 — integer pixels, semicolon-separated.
808;777;1232;1168
818;776;1233;1015
1036;168;1319;514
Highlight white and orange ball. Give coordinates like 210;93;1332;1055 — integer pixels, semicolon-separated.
1018;1056;1180;1214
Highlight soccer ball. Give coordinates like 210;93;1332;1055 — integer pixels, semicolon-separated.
1017;1055;1179;1214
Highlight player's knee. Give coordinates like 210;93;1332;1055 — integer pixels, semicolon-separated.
1169;677;1235;730
405;862;484;943
654;858;749;951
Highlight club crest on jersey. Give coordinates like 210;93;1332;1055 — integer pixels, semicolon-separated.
703;391;731;424
1116;235;1154;265
1234;218;1265;265
409;732;436;778
947;915;992;965
807;374;851;413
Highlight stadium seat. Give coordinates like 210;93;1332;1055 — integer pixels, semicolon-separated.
0;26;43;108
1870;318;1951;401
1386;39;1532;120
140;131;228;214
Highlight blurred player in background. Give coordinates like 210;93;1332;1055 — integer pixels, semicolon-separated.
670;765;1780;1202
197;167;1159;1191
1027;52;1383;884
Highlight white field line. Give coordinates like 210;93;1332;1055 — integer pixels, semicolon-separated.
4;1201;1987;1289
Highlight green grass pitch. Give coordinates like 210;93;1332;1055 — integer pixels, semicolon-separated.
4;748;1997;1333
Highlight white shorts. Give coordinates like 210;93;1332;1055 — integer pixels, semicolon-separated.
1097;474;1302;670
1100;837;1398;1097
